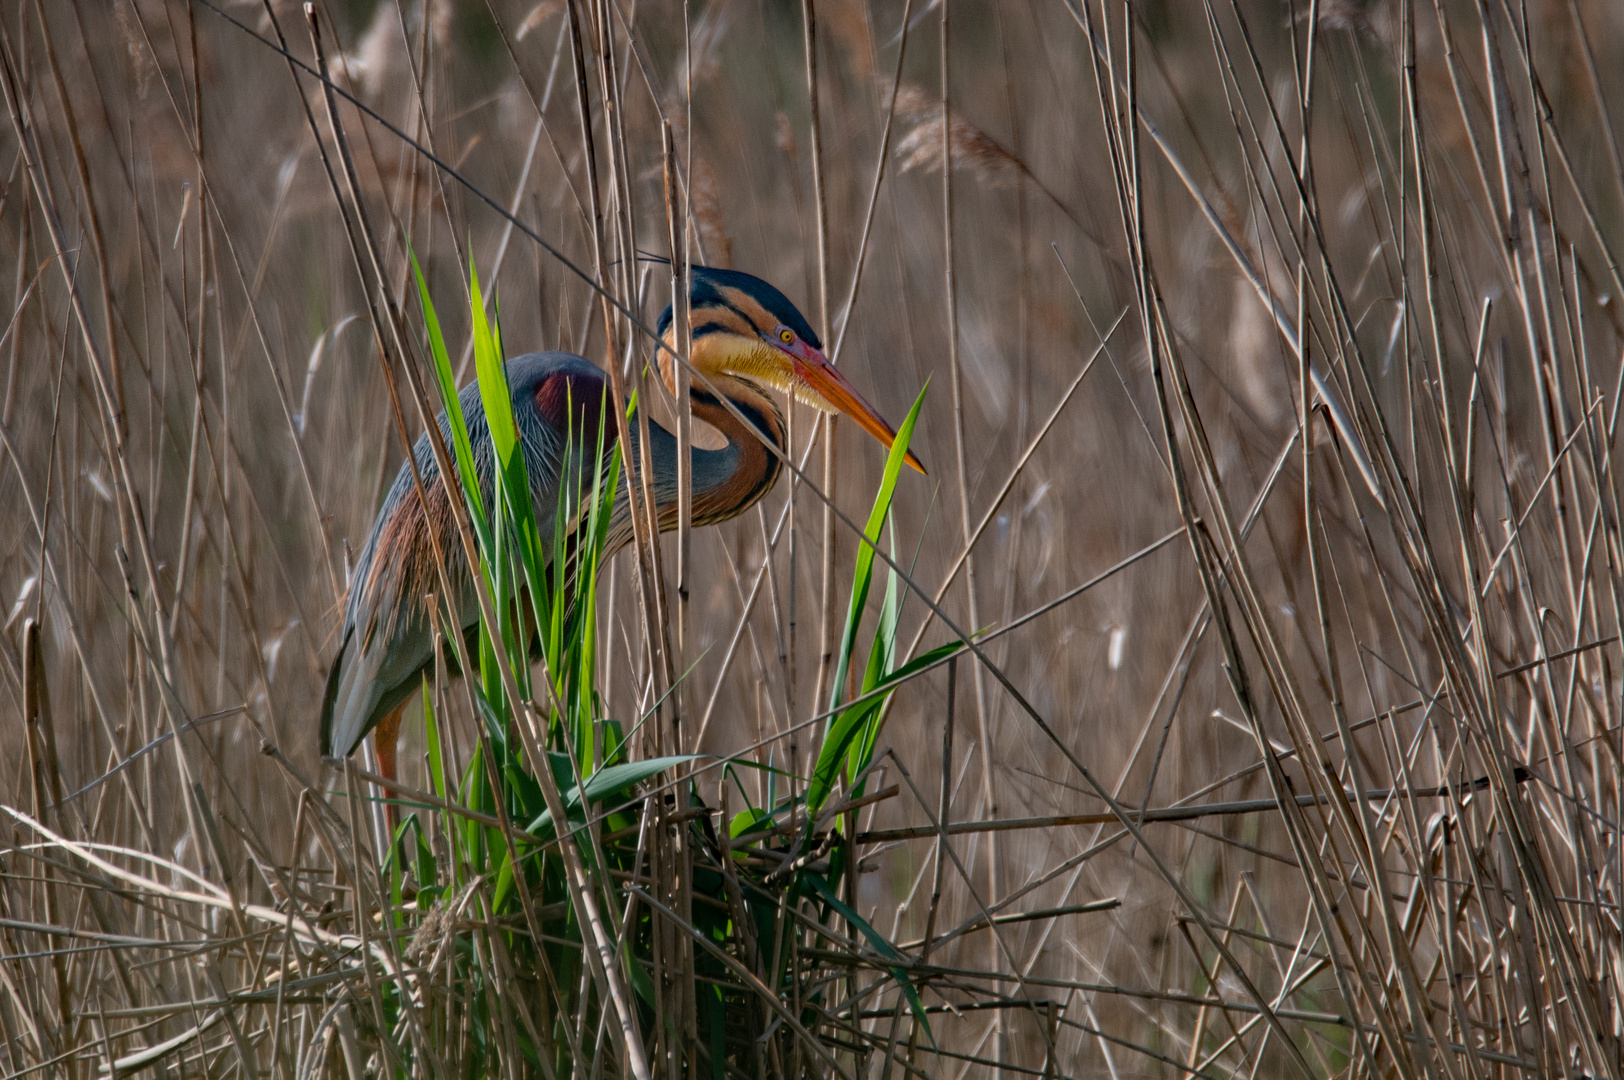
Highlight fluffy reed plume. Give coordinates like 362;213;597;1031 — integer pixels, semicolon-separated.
513;0;563;41
774;109;799;164
664;105;733;267
690;153;733;268
891;83;1027;184
888;79;1118;267
114;1;157;100
1312;0;1377;34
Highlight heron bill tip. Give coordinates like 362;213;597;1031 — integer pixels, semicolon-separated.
792;346;928;477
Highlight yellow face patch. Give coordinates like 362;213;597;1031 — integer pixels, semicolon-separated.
695;335;839;411
678;319;838;412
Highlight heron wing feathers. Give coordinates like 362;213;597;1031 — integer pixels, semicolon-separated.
319;354;611;760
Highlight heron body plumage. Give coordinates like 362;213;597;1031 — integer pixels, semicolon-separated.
323;353;595;766
320;266;921;778
320;350;784;764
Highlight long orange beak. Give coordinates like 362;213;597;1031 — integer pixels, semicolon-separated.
789;343;927;475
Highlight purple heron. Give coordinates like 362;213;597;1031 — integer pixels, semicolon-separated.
320;266;925;789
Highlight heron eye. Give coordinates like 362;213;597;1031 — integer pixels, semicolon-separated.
779;328;795;344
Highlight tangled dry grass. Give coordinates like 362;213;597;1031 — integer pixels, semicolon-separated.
4;0;1624;1076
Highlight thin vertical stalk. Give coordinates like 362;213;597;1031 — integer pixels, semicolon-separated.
663;120;692;709
567;0;660;738
662;114;699;1075
803;0;839;729
0;14;215;880
939;1;999;1053
829;0;913;365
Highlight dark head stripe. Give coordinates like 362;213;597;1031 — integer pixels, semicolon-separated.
656;266;821;350
687;301;757;341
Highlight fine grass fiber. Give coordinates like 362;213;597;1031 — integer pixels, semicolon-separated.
4;0;1624;1077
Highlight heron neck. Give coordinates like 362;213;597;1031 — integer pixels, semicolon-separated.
627;381;785;530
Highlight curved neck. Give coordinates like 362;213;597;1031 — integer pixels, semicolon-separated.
628;377;785;531
686;382;784;526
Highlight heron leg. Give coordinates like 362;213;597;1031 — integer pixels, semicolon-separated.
373;704;404;834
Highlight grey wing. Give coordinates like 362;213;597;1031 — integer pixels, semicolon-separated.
320;374;569;760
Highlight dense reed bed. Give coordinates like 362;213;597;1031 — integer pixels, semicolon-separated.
4;0;1624;1075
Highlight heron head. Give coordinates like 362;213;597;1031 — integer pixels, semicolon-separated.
656;266;926;474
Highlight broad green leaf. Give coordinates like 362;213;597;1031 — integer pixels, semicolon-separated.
423;673;448;802
870;639;965;694
730;807;775;839
413;823;437;893
574;755;702;806
491;838;516;911
523;755;701;835
846;520;903;793
807;700;882;819
807;385;928;820
808;638;963;818
803;872;933;1046
470;262;518;473
828;384;928;715
409;249;489;545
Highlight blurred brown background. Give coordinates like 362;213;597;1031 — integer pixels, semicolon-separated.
6;0;1624;1073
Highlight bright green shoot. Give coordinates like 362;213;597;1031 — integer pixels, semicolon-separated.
409;250;633;877
807;384;961;821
